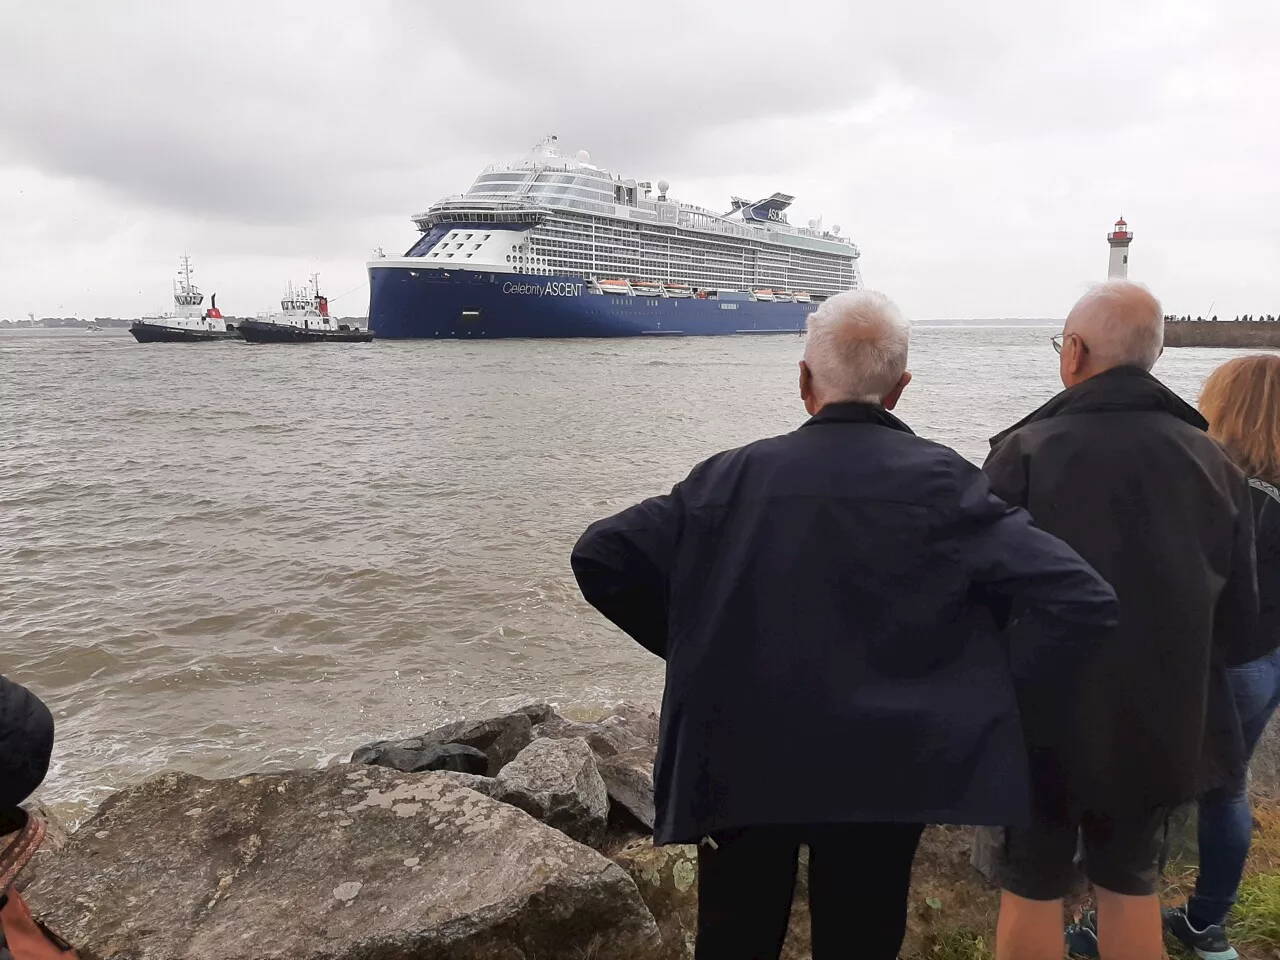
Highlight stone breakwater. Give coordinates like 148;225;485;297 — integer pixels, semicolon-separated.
22;701;1280;959
1164;319;1280;348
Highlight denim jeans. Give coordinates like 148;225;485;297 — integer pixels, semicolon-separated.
1189;647;1280;927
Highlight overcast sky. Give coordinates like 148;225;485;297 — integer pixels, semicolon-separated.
1;0;1276;320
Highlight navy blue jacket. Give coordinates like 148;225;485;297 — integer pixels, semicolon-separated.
573;403;1119;844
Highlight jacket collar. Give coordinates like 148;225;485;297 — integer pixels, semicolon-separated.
802;401;915;435
989;366;1206;447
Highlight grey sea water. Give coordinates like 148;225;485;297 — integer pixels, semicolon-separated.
0;326;1252;817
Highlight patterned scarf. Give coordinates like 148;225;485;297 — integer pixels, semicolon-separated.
0;814;45;898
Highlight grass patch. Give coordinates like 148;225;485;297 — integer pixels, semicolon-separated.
1232;871;1280;953
913;928;992;959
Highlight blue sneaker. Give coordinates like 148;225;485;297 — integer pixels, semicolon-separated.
1065;909;1099;958
1164;906;1238;960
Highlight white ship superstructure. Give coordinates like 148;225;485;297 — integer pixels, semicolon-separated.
398;136;859;295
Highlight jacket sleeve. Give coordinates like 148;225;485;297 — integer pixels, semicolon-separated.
1214;482;1263;667
570;489;683;659
983;433;1030;508
956;467;1120;679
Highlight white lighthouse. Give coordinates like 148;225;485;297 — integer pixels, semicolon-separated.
1107;217;1132;279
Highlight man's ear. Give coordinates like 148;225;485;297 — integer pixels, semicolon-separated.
800;360;819;415
882;371;912;410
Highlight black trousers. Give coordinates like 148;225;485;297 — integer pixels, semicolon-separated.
695;822;925;960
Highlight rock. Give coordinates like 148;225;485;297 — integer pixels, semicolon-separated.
493;737;609;847
350;739;488;774
599;746;657;832
612;839;700;960
515;702;556;725
425;710;535;775
13;800;71;894
424;770;496;796
534;711;655;760
969;825;1002;884
350;710;536;779
611;838;812;960
607;702;662;745
24;765;662;960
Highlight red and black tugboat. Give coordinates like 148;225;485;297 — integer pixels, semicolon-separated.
130;256;241;343
237;275;373;343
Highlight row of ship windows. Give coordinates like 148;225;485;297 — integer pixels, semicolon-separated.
529;243;852;265
540;227;849;264
529;268;849;288
528;251;851;279
472;171;615;189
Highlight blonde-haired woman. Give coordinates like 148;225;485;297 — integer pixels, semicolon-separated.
1167;354;1280;960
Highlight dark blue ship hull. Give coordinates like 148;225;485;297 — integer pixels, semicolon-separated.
368;265;817;339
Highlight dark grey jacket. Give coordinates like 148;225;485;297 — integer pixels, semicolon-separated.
985;366;1263;816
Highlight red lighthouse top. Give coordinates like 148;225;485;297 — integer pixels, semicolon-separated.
1108;217;1132;243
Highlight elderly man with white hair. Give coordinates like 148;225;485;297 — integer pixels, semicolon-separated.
985;280;1264;960
572;290;1118;960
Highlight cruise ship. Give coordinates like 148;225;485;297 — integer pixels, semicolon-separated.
367;136;862;338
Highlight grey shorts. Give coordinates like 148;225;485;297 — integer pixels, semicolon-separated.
995;808;1169;901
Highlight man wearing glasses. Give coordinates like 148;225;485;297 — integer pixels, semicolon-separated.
986;280;1263;960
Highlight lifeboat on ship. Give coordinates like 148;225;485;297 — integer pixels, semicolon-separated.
662;282;694;298
773;291;795;303
793;291;812;303
631;280;664;297
751;288;776;302
596;278;632;295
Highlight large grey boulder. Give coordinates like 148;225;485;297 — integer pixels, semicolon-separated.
494;737;609;847
349;739;488;774
14;799;71;893
24;765;661;960
353;708;535;777
426;710;536;774
599;746;657;832
534;704;658;760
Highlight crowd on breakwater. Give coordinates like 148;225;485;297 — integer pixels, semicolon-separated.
1166;314;1280;322
4;279;1280;960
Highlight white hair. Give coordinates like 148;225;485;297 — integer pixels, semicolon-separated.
804;290;910;404
1067;279;1164;372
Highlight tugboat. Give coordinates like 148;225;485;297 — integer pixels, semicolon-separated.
237;275;373;343
130;256;240;343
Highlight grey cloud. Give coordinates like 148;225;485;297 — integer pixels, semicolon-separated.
0;0;1277;319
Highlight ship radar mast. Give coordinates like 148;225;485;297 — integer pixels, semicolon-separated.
172;254;203;315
